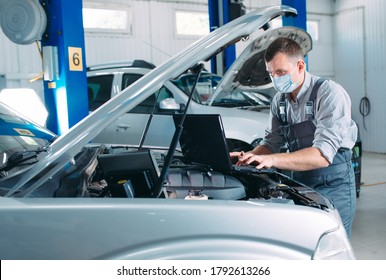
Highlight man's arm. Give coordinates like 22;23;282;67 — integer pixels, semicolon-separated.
251;144;273;155
237;146;330;171
229;144;273;162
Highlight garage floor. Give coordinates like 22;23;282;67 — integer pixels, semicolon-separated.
351;152;386;260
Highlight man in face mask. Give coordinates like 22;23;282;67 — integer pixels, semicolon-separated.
231;37;358;238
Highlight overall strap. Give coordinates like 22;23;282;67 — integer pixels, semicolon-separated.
277;77;327;124
306;78;327;120
278;92;287;125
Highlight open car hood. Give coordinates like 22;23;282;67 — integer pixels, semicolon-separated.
8;5;298;194
207;26;312;105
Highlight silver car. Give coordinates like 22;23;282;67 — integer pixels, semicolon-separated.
87;62;269;151
0;6;355;260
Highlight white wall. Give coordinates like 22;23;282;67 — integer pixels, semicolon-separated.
83;0;285;66
332;0;386;153
306;0;335;78
0;0;52;93
84;0;209;66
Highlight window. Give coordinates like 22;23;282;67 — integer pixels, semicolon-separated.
122;73;173;114
83;5;132;34
130;87;173;114
172;72;221;104
122;74;143;90
87;75;114;111
270;18;319;42
271;17;283;29
175;10;209;36
306;20;319;42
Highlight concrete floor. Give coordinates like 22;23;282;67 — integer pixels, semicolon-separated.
351;152;386;260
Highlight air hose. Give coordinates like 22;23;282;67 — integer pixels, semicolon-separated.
359;96;370;130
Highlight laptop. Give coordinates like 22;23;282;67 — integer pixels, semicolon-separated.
173;114;265;173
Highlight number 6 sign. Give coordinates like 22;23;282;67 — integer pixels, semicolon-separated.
68;47;83;71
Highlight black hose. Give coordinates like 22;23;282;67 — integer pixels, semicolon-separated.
359;96;370;130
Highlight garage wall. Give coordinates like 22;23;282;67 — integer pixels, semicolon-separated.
0;20;42;91
84;0;285;66
332;0;386;153
306;0;335;78
84;0;208;66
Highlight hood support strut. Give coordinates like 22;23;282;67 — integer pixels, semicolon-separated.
155;64;204;198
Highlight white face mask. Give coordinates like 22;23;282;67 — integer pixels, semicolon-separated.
271;68;299;93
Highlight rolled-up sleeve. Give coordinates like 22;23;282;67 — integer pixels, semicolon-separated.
312;81;358;163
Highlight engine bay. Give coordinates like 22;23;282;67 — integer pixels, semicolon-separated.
79;145;333;211
0;143;333;214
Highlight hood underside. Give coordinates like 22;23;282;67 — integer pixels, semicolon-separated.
209;26;312;104
11;6;299;191
237;26;312;87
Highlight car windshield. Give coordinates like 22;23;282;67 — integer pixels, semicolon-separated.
173;72;272;107
211;90;272;107
172;72;222;104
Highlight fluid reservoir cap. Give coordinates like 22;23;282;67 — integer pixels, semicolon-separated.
185;189;209;200
0;0;47;45
190;189;203;196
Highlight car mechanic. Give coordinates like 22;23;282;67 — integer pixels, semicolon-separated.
231;37;358;238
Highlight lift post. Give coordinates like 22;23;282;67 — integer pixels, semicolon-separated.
208;0;245;75
281;0;307;31
40;0;88;135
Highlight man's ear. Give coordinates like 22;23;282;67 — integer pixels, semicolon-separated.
298;60;306;72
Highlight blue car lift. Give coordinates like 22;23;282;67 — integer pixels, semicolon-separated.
40;0;88;135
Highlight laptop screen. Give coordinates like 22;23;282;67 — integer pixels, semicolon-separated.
173;114;233;171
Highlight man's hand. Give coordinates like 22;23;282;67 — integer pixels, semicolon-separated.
236;152;274;169
230;151;270;169
229;151;242;159
234;147;330;171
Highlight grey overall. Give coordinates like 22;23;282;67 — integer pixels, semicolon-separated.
278;78;356;238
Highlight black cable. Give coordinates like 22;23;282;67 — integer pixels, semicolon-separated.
359;96;370;130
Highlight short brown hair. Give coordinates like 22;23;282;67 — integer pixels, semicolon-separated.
264;37;304;62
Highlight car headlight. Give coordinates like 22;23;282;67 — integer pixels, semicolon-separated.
312;228;356;260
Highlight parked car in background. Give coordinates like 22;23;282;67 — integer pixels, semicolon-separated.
172;70;273;106
171;70;222;103
0;6;355;260
0;102;56;178
85;27;319;155
87;61;270;151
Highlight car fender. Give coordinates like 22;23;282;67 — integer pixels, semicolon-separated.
0;197;340;260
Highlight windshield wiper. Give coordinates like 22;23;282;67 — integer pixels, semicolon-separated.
212;99;256;107
0;147;48;172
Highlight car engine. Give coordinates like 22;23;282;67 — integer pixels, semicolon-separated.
0;145;334;213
